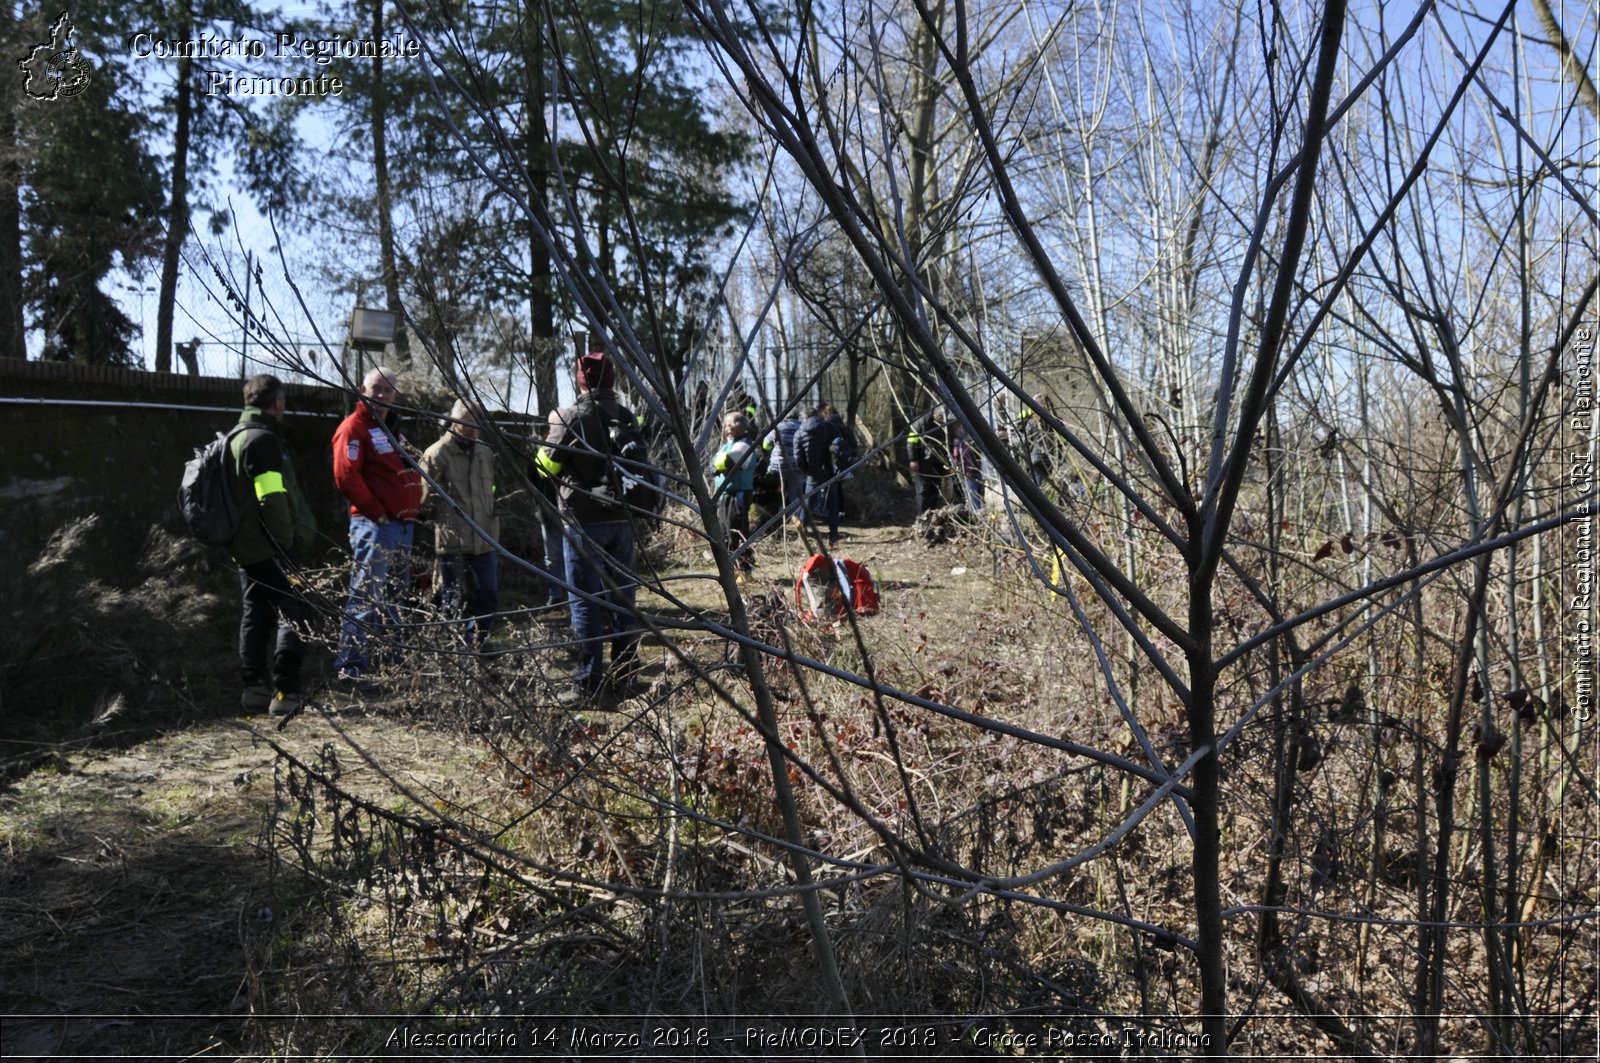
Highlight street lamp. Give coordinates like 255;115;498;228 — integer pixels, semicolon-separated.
344;306;398;392
350;307;398;350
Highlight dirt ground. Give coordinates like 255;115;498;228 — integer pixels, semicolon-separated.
7;507;1588;1059
0;515;986;1059
0;708;477;1058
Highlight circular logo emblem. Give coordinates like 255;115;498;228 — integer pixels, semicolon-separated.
46;49;91;97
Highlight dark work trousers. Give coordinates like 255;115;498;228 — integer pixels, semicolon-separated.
805;477;841;543
239;557;307;694
719;489;754;571
913;470;937;516
437;551;500;654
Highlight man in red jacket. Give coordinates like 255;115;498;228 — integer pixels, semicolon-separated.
331;367;423;688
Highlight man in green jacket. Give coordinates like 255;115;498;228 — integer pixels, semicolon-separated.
229;374;317;715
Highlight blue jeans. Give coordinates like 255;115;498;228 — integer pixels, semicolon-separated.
779;467;806;520
563;520;638;686
541;508;567;606
805;477;840;541
966;476;985;511
334;516;413;677
437;551;499;654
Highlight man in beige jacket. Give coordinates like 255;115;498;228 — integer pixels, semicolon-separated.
420;399;500;658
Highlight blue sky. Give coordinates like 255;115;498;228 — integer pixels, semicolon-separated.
98;0;574;414
103;3;394;383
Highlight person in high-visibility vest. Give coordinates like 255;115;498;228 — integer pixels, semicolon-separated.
711;411;760;574
535;351;644;704
228;374;316;717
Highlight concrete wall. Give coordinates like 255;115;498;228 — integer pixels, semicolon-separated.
0;360;546;584
0;360;353;580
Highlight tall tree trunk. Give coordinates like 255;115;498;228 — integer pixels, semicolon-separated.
156;4;192;375
890;0;945;469
372;0;408;364
1185;597;1228;1051
525;8;556;412
0;7;24;357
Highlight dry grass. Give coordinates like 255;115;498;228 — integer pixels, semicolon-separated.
0;509;1594;1058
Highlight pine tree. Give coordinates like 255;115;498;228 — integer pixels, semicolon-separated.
300;0;752;404
12;7;163;365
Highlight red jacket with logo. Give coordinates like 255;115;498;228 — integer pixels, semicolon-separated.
332;402;423;521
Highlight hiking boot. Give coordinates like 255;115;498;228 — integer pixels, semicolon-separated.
557;677;603;708
335;672;382;697
271;691;304;717
605;655;648;695
241;685;273;714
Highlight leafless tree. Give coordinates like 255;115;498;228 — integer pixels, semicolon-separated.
205;0;1596;1053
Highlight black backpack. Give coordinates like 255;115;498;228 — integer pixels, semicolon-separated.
829;428;855;472
570;396;664;516
177;422;264;546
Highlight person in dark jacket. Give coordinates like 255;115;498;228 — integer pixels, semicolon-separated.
228;374;316;716
908;409;952;516
951;420;986;510
763;410;805;523
793;406;843;546
535;351;644;702
822;405;856;521
1015;396;1054;486
330;367;424;688
728;389;759;423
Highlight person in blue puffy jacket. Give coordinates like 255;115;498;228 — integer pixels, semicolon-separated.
793;407;843;546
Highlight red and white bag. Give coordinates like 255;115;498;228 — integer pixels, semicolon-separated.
794;554;880;622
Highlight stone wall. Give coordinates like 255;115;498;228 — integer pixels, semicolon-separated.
0;361;353;580
0;360;547;584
